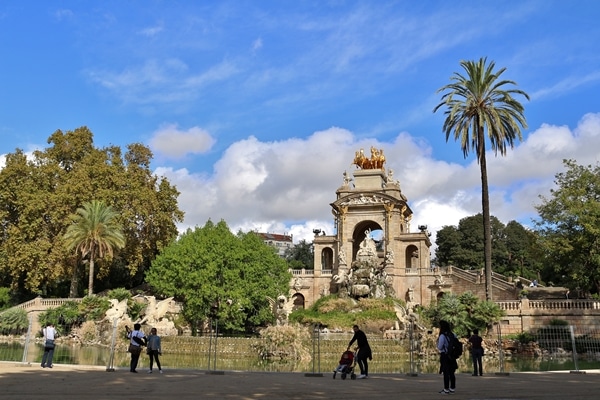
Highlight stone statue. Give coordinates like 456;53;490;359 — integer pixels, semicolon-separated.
338;248;347;265
267;295;294;326
385;250;394;264
139;296;176;325
293;277;303;292
104;298;128;321
338;232;393;300
342;170;351;186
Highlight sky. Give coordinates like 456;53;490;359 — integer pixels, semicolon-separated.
1;1;600;247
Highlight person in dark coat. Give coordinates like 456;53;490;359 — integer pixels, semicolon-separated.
468;328;484;376
348;324;372;379
437;320;458;394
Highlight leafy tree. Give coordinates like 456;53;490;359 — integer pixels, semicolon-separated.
503;220;542;280
284;239;314;269
534;160;600;295
63;201;126;296
434;226;462;267
146;220;292;334
0;127;183;299
436;214;512;271
434;57;529;300
0;287;12;310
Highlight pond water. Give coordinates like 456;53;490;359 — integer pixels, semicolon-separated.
2;342;599;373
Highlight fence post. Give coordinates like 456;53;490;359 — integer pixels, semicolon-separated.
569;325;585;374
206;319;224;375
495;322;509;376
21;315;33;365
406;317;418;376
106;318;117;371
304;323;323;377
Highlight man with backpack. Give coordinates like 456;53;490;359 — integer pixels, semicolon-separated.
437;320;459;395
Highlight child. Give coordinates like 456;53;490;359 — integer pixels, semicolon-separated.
333;350;354;376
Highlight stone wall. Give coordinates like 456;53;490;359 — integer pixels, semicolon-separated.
497;299;600;335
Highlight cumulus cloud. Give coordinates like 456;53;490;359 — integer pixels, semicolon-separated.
150;124;216;159
154;113;600;244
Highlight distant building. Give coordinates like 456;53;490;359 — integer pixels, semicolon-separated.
256;232;293;257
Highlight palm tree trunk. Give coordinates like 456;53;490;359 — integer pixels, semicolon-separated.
88;246;95;296
69;260;79;298
479;127;493;301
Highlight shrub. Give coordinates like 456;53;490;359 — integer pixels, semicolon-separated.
0;308;28;335
78;320;99;344
254;324;311;361
127;299;146;321
79;296;111;321
107;288;131;302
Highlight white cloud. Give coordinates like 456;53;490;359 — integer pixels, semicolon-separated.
149;124;215;159
155;112;600;245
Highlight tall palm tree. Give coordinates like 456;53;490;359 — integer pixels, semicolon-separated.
434;57;529;301
64;200;125;296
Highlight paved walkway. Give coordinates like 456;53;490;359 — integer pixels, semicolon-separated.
1;362;598;399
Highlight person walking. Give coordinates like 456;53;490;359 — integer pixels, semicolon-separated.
41;322;56;368
468;328;484;376
347;324;372;379
126;323;146;373
437;320;457;395
146;328;163;374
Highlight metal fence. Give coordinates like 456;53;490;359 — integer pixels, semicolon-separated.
2;319;600;374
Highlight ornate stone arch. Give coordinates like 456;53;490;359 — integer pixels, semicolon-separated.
320;246;334;270
405;244;419;270
292;293;305;310
351;220;383;261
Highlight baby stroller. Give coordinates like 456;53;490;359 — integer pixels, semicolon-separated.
333;350;356;380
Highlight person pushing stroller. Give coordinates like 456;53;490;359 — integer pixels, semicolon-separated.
348;324;372;379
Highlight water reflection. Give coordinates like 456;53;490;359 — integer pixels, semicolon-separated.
2;342;599;373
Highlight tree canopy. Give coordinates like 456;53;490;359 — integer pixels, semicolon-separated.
434;57;529;300
146;220;292;334
435;214;541;280
535;159;600;295
0;127;183;300
284;239;314;269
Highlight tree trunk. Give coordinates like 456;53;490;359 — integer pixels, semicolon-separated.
69;260;79;298
478;126;493;301
88;246;95;296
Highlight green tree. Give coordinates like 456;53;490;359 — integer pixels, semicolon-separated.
436;214;507;270
284;239;314;269
63;200;126;296
503;220;542;280
0;127;183;299
146;220;292;334
434;57;529;300
535;160;600;295
434;225;461;267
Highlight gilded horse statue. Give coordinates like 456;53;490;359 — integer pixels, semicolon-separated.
353;147;386;170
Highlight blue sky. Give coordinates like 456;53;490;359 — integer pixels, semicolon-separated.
1;1;600;245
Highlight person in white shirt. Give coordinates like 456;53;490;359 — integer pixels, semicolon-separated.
41;323;56;368
126;323;146;373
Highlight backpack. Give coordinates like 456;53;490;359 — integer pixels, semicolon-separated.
444;333;463;359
